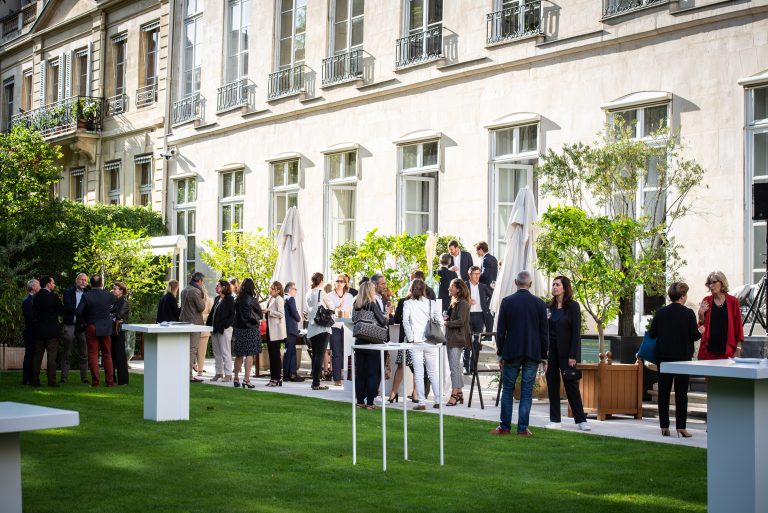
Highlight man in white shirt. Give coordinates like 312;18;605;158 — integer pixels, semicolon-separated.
61;273;90;384
465;266;493;374
448;240;473;281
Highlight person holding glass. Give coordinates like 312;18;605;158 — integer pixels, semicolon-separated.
697;271;743;360
444;278;470;406
264;281;286;387
109;281;130;386
207;279;235;382
328;274;354;386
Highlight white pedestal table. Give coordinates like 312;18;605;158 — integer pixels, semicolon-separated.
0;402;79;513
351;342;445;471
123;323;213;421
661;359;768;513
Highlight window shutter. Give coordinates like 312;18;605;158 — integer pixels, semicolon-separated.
57;53;64;101
64;51;72;98
86;42;93;96
39;60;46;106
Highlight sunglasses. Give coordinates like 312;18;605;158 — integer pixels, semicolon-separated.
335;280;345;283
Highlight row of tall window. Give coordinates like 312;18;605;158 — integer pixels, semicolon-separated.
68;156;153;207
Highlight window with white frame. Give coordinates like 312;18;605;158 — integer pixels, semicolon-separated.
225;0;250;84
22;70;32;111
135;155;153;207
71;168;85;202
325;150;358;256
221;169;244;238
141;23;160;91
47;59;60;104
104;161;121;205
112;33;127;97
74;49;88;97
405;0;442;35
271;159;300;233
398;140;439;235
175;177;197;278
182;0;203;97
276;0;306;70
489;123;537;256
330;0;364;55
747;85;768;285
3;79;13;131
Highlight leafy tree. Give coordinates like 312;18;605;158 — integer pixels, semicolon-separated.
73;225;171;323
537;121;705;335
200;228;278;302
537;206;654;355
0;233;38;346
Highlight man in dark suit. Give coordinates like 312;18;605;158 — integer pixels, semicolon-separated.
32;275;64;387
61;273;89;384
21;278;40;385
412;270;436;301
437;253;458;313
491;270;548;436
76;274;115;387
448;240;473;281
283;282;305;382
475;241;498;287
465;265;494;373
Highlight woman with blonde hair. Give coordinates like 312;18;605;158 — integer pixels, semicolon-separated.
353;281;387;409
328;273;354;386
156;279;180;323
697;271;744;360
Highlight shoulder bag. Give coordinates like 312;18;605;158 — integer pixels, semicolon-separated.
352;305;388;343
636;330;657;364
423;300;446;345
313;291;336;328
561;366;582;381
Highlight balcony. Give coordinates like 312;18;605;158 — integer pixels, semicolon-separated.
603;0;666;17
136;84;158;108
172;93;201;125
106;93;127;115
486;1;542;45
10;96;104;138
217;78;250;112
395;26;443;69
0;2;37;43
321;49;363;86
268;65;306;100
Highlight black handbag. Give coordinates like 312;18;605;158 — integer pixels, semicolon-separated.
562;366;582;381
313;291;335;328
352;307;388;343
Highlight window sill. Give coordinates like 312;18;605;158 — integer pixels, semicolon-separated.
437;56;490;71
193;121;218;131
601;1;670;22
216;103;250;116
320;77;364;90
172;117;201;129
485;32;544;49
241;108;270;119
267;90;306;104
394;56;445;73
669;0;735;14
356;78;399;91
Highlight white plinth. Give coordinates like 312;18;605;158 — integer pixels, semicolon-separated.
0;402;79;513
123;324;213;422
661;360;768;513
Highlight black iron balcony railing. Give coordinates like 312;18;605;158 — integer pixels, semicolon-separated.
603;0;666;17
10;96;104;137
321;49;363;86
217;78;249;112
106;93;127;115
172;93;201;125
486;1;542;45
268;65;305;100
395;26;443;68
136;84;158;108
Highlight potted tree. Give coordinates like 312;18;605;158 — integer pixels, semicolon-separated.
75;98;100;130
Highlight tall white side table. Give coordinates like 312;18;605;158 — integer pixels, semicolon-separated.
351;342;445;471
123;323;213;421
661;359;768;513
0;402;79;513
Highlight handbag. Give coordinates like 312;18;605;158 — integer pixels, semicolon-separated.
352;307;388;343
637;330;657;364
561;366;582;381
423;300;446;345
313;291;335;328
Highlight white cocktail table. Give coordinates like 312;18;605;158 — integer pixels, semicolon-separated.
123;323;213;421
0;402;79;513
661;359;768;513
351;342;445;471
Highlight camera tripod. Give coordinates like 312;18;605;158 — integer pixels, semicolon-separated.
743;272;768;336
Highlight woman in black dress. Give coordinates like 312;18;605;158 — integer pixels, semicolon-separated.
232;278;262;389
156;279;180;323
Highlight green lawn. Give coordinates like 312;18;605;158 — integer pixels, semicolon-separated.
0;372;706;513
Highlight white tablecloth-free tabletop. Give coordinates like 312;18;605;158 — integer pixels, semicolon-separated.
0;402;79;513
351;342;445;471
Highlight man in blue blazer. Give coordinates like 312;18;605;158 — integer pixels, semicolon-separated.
76;274;116;387
283;282;305;382
491;270;548;436
448;240;473;281
32;275;64;387
475;241;498;287
61;273;89;384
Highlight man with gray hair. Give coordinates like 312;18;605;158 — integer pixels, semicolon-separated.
491;270;549;436
21;278;40;385
61;273;90;383
181;272;206;382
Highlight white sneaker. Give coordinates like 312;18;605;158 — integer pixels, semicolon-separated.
577;422;591;432
545;422;562;429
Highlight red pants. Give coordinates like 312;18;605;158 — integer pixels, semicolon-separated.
86;324;114;386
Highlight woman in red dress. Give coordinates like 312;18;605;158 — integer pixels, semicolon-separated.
697;271;744;360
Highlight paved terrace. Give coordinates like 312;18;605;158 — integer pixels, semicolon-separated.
129;359;707;449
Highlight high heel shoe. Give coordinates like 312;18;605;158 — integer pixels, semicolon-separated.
266;380;277;387
242;381;255;389
676;429;692;438
446;392;464;406
277;379;282;387
661;428;671;437
233;379;240;388
388;394;399;404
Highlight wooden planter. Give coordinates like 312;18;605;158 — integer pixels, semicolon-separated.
574;362;643;421
0;345;44;371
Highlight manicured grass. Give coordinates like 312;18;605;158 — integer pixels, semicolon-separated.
0;372;706;513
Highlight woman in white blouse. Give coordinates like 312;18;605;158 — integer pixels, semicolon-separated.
305;272;335;390
402;279;445;410
327;274;354;386
263;281;287;387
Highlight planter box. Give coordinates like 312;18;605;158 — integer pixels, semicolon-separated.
574;362;643;421
1;345;44;371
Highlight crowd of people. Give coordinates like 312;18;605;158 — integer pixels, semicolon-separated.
20;238;742;439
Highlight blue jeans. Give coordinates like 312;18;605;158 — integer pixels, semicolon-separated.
499;357;539;432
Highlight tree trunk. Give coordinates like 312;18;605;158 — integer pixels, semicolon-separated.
618;295;637;337
597;322;605;359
